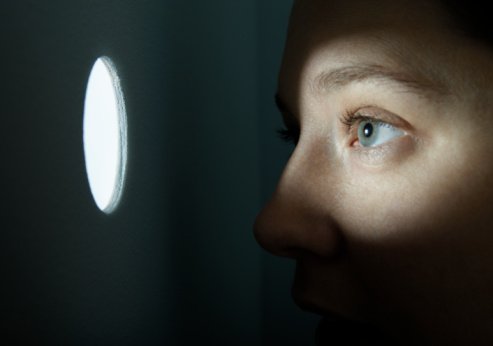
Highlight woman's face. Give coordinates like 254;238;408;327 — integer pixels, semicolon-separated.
254;0;493;344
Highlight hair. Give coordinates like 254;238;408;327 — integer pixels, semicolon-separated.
440;1;493;45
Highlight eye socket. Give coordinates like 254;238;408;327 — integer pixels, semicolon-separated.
356;120;404;147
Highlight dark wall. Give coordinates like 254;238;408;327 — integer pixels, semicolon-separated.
1;1;317;345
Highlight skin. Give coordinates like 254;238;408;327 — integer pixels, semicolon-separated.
254;0;493;344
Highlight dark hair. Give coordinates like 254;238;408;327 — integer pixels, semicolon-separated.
441;1;493;45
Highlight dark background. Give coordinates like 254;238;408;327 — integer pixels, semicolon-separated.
1;1;319;345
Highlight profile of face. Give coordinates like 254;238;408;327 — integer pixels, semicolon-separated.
254;0;493;344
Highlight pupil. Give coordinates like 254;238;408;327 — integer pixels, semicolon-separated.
363;122;373;138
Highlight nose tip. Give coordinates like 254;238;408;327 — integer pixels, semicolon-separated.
254;193;342;259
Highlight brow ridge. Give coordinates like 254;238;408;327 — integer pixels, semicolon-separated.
313;63;449;98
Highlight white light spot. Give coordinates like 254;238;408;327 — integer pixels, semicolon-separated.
83;57;127;213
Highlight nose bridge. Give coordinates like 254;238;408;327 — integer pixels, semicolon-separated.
254;143;342;259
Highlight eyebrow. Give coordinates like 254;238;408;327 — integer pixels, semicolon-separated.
275;63;449;125
313;63;449;98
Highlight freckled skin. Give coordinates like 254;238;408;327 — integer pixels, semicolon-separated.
254;0;493;344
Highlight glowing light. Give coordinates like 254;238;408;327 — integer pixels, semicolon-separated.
83;57;127;213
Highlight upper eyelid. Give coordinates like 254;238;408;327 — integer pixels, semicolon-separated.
342;106;412;131
340;111;388;134
340;113;372;127
346;115;396;129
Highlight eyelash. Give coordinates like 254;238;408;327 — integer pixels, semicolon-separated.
277;108;400;146
277;109;373;145
340;110;373;133
277;127;300;145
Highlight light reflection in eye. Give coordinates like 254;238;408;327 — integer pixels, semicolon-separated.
357;120;404;147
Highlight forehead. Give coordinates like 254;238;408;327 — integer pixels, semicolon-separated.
277;0;493;120
293;0;443;23
286;0;447;43
279;0;455;98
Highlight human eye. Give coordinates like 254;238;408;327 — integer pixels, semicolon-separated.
356;119;404;147
341;108;406;148
275;94;300;146
277;126;300;145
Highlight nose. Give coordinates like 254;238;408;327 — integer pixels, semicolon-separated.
254;146;342;259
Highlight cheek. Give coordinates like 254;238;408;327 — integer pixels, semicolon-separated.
335;140;493;336
338;138;493;244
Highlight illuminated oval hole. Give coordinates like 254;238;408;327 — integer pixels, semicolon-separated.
83;56;127;213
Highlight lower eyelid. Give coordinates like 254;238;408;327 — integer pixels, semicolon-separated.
349;135;415;167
